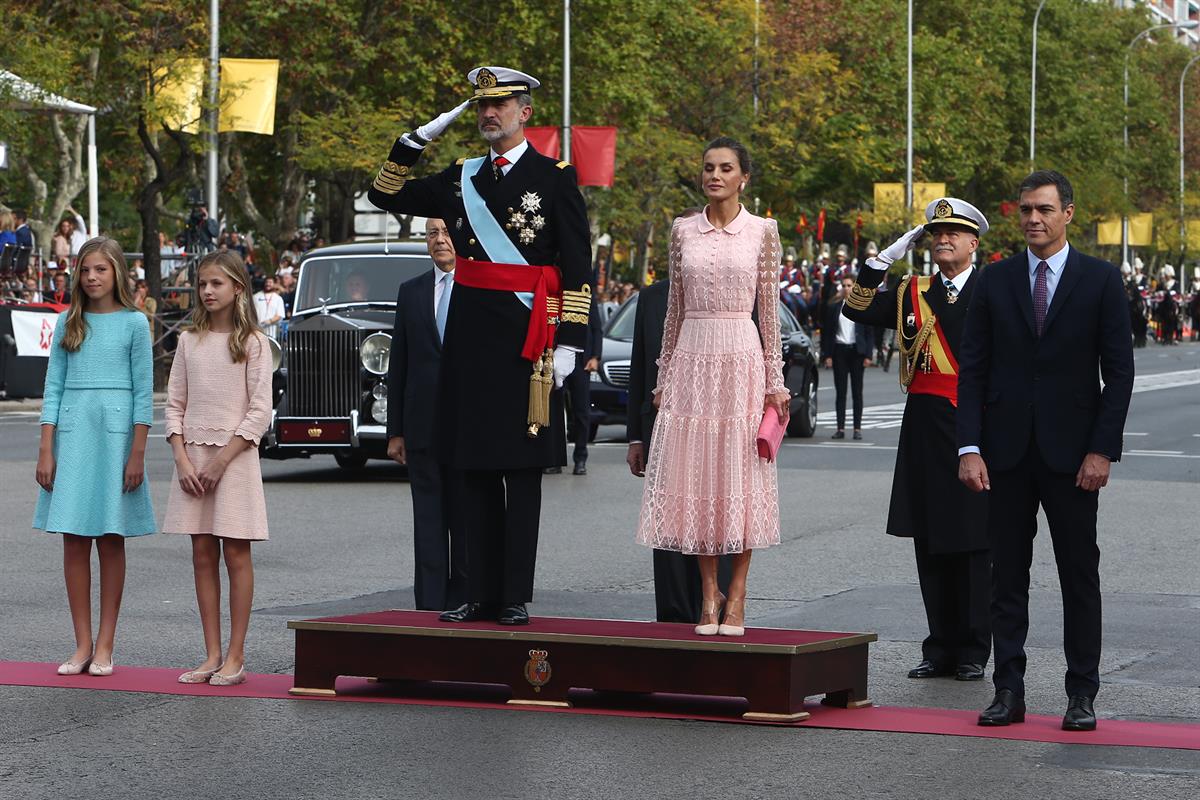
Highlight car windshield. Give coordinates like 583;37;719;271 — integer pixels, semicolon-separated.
295;254;432;312
605;295;638;340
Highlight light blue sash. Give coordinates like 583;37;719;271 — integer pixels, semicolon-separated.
461;156;532;308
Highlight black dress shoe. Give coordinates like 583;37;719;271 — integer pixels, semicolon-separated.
907;659;952;679
955;663;985;681
1062;695;1097;731
543;466;562;475
438;603;497;623
498;603;530;625
852;430;863;440
832;430;845;440
573;462;587;475
978;689;1025;726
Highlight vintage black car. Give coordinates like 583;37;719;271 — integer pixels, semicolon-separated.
259;240;433;468
589;294;820;439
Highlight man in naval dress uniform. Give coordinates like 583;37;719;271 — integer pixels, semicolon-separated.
367;66;592;625
842;198;991;682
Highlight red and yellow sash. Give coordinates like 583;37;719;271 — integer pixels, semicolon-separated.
907;276;959;405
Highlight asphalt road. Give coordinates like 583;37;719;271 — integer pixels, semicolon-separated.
0;342;1197;798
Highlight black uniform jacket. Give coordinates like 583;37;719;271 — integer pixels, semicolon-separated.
368;137;591;470
627;279;669;445
844;262;988;553
386;269;441;450
956;249;1134;474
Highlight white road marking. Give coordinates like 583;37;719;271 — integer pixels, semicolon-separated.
1131;369;1200;394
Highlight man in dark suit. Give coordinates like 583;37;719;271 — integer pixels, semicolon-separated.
844;199;991;683
368;66;591;625
557;292;603;475
386;218;467;611
958;170;1134;732
821;277;873;439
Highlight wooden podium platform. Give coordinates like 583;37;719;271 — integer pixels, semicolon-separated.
288;611;876;723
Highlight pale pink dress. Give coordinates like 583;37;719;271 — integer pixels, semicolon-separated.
162;330;273;540
636;207;786;555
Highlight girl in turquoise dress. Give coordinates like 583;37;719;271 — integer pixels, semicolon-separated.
34;237;155;677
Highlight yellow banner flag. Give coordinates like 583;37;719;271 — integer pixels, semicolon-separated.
874;182;947;226
1128;213;1153;247
154;58;204;134
1097;216;1122;245
219;58;279;135
1185;220;1200;246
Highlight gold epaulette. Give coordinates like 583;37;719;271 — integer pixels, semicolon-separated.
455;157;467;165
560;285;591;324
556;160;570;169
845;282;876;311
372;161;410;195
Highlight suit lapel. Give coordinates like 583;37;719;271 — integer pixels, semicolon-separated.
1041;247;1084;335
469;156;493;202
1008;255;1036;336
491;145;538;215
418;270;441;352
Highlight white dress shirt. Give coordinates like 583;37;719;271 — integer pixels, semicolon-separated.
489;139;529;174
835;306;857;344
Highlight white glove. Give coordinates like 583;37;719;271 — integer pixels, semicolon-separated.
552;346;578;389
408;101;471;147
876;224;926;267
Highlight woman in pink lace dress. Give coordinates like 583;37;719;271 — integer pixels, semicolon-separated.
636;137;790;636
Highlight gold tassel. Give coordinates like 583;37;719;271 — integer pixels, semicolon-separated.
527;349;555;438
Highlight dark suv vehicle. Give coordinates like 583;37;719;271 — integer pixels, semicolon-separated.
259;240;432;468
589;294;819;439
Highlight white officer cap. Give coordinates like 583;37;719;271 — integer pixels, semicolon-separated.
1163;264;1176;278
467;66;540;101
924;197;989;236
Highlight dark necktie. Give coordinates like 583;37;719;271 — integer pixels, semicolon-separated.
1033;260;1049;336
492;156;510;182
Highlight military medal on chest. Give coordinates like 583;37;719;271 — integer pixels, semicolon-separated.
508;191;545;246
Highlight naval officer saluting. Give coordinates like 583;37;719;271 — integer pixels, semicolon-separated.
842;198;992;682
367;66;592;625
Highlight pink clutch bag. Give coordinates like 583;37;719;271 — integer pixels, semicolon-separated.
756;410;787;462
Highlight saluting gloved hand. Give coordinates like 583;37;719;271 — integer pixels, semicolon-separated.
871;224;927;270
552;346;578;389
403;100;471;148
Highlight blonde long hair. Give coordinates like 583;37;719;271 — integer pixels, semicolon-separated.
60;237;138;352
188;250;262;363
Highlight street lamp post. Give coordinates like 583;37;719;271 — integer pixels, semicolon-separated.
1123;21;1199;269
1181;54;1200;296
1030;0;1047;164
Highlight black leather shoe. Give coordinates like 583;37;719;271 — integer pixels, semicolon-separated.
978;689;1025;726
955;663;985;681
498;603;530;625
907;659;952;679
438;603;497;623
852;430;863;440
1062;696;1097;731
542;466;562;475
573;462;587;475
832;430;845;440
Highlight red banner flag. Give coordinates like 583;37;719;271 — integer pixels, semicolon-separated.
816;208;827;243
571;125;617;187
524;127;561;160
796;213;809;234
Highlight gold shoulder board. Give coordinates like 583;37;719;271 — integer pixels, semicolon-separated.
556;160;570;169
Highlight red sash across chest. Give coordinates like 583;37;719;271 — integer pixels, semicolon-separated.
453;256;562;362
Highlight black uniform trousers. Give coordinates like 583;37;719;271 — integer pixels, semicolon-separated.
564;366;591;465
989;440;1102;700
913;541;991;667
460;468;542;606
832;343;865;429
406;449;467;611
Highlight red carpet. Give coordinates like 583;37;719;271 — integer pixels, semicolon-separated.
2;661;1197;750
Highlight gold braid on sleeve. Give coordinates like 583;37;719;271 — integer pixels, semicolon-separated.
845;282;876;311
560;285;591;324
372;161;410;195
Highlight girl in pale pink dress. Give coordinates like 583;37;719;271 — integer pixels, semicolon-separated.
164;251;273;686
636;137;790;636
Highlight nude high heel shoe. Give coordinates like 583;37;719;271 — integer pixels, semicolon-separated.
694;593;726;636
178;666;221;684
57;656;91;676
718;596;746;637
88;660;115;677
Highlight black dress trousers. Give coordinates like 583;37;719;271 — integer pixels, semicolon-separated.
832;342;865;429
988;442;1102;699
406;448;468;611
565;365;591;465
913;541;991;667
459;467;543;606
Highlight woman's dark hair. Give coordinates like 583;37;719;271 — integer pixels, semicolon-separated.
703;136;753;179
1019;169;1073;208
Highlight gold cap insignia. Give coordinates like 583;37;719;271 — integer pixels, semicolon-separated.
934;199;953;219
476;68;497;89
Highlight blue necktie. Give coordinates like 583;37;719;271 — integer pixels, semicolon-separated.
435;272;452;343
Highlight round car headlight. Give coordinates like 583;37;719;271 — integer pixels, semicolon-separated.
266;336;283;372
370;397;388;423
360;333;391;375
371;383;387;400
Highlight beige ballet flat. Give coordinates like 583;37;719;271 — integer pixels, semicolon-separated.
178;667;220;684
57;657;91;676
718;596;746;637
694;593;726;636
88;660;114;677
208;666;246;686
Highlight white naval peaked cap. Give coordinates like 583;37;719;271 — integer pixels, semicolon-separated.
467;66;541;101
924;197;989;236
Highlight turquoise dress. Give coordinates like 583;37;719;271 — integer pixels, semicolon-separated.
33;310;157;537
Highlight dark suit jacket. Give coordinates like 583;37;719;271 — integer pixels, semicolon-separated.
584;295;604;362
956;247;1135;474
820;299;872;360
386;269;443;450
627;280;669;444
14;224;33;250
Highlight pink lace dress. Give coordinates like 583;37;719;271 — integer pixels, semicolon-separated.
636;206;786;555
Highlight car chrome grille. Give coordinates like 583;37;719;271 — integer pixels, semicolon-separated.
287;329;362;417
603;361;631;388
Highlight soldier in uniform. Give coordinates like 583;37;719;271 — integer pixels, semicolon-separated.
842;198;991;681
367;66;591;625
